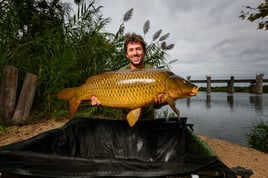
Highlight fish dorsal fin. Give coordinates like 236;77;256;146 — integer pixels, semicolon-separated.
127;108;142;127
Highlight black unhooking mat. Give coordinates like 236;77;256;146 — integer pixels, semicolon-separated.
0;117;236;178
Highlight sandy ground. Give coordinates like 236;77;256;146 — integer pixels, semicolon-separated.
0;118;267;178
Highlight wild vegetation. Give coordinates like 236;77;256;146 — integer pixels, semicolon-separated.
247;119;268;153
240;0;268;30
0;0;175;124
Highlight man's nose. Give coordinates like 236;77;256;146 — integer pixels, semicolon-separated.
133;49;138;55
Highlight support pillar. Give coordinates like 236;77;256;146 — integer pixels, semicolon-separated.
187;76;191;81
228;76;234;93
186;76;192;106
255;74;263;94
206;76;211;93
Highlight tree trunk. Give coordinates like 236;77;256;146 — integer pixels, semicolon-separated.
0;65;18;125
12;73;38;124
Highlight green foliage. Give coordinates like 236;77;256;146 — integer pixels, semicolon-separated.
235;86;250;92
263;85;268;92
240;0;268;30
156;109;176;119
247;119;268;153
198;86;255;93
0;124;7;133
0;0;70;115
139;20;176;68
0;0;176;123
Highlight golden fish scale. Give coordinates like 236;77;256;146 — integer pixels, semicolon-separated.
80;69;173;109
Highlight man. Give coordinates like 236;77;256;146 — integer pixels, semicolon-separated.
120;33;151;70
91;33;164;119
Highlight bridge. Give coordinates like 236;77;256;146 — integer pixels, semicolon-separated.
189;74;267;94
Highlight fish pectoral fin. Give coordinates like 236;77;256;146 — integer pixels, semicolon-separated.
127;108;142;127
69;97;81;119
166;97;180;117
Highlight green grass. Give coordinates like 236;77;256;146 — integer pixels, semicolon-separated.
0;124;7;133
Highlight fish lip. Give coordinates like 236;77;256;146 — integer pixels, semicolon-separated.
190;93;197;96
191;87;199;95
190;87;198;96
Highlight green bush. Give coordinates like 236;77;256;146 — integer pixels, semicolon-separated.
0;0;176;123
247;119;268;153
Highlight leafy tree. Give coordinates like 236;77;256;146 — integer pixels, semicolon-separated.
0;0;177;123
240;0;268;30
0;0;70;115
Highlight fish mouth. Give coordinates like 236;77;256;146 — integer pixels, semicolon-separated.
190;86;199;96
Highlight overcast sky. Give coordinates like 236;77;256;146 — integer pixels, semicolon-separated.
67;0;268;80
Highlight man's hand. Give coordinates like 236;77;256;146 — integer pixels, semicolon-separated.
154;93;165;109
91;95;101;105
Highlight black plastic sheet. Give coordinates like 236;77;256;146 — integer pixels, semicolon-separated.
0;118;236;177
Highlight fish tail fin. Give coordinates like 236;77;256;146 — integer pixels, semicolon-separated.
56;88;76;100
56;87;81;118
68;96;81;118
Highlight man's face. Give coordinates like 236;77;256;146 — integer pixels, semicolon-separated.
126;42;145;67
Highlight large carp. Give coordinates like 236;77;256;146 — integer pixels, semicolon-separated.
56;68;198;127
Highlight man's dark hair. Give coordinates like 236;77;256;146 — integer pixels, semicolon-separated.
124;33;147;54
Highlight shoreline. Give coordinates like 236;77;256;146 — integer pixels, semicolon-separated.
199;135;268;178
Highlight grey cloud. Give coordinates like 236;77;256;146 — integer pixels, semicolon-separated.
83;0;268;80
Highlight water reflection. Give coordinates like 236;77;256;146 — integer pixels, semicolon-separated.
194;93;264;113
159;92;268;146
206;94;211;109
186;98;190;107
249;94;263;112
227;94;234;109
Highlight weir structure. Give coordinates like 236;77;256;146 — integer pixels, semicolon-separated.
189;74;267;94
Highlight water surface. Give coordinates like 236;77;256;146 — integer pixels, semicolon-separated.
157;92;268;146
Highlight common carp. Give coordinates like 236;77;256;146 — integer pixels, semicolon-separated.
56;68;198;127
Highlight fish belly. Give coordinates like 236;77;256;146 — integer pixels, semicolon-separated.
84;69;171;109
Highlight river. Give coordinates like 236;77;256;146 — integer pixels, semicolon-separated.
157;92;268;146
